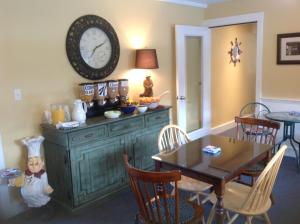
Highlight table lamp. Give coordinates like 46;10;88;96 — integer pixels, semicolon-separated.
135;49;159;97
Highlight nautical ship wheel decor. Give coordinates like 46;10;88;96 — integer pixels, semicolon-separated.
228;38;242;66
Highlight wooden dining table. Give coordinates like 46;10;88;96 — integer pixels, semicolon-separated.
152;135;273;224
266;111;300;171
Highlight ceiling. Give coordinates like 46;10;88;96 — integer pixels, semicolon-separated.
189;0;229;4
158;0;231;8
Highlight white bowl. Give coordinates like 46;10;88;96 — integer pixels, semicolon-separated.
104;110;121;119
148;102;159;109
137;105;148;113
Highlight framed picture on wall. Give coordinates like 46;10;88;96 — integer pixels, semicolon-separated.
277;32;300;64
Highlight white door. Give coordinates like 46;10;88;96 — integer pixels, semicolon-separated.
0;132;5;169
175;25;211;140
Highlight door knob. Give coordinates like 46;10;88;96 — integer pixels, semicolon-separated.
176;96;186;100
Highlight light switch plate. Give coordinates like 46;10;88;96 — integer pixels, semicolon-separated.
14;89;22;101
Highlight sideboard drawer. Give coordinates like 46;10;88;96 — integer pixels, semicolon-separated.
108;117;144;137
68;126;107;146
145;111;169;127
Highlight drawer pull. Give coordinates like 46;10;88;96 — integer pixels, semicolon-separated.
67;191;72;200
155;116;161;120
64;154;68;164
84;133;93;138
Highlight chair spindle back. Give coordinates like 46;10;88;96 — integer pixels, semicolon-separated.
241;145;287;213
124;155;181;224
240;102;270;119
158;125;190;153
235;116;280;145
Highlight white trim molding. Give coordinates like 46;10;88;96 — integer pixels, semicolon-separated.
0;132;5;169
261;97;300;106
211;119;235;135
175;25;211;139
261;97;300;113
261;97;300;158
204;12;264;102
210;97;300;158
158;0;208;8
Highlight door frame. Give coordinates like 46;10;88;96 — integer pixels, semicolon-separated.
204;12;264;102
0;132;5;170
175;25;211;140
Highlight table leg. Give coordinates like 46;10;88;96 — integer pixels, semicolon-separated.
155;161;161;172
276;123;288;151
289;138;300;172
290;124;300;172
277;122;300;172
214;180;225;224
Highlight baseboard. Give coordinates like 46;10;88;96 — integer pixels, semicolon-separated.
261;97;300;158
210;120;235;135
260;97;300;111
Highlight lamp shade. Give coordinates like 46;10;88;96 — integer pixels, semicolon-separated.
135;49;159;69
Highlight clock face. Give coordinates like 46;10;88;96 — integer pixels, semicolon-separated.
79;28;112;69
66;15;120;80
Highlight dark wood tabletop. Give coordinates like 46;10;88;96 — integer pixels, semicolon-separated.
266;111;300;123
152;134;273;224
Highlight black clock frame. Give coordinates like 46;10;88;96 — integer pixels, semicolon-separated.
66;15;120;80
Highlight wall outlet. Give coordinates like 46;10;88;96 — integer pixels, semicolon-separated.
14;89;22;101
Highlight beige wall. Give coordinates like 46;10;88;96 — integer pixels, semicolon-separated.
206;0;300;100
0;0;204;168
211;23;257;126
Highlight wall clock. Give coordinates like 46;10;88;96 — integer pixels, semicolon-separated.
66;15;120;80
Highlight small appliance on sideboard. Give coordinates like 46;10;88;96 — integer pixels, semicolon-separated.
79;79;129;118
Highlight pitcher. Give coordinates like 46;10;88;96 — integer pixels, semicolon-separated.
71;99;87;124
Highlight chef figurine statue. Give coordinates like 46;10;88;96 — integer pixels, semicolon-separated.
10;136;53;207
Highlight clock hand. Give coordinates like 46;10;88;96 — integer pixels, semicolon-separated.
89;40;107;58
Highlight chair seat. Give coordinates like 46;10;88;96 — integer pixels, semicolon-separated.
245;127;272;136
172;175;212;193
208;181;272;216
242;162;265;175
148;196;203;223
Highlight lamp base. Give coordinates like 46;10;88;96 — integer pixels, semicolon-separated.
139;75;153;97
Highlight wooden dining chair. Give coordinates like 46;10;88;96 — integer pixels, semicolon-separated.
123;154;203;224
158;125;212;205
207;145;287;224
235;116;281;186
239;102;270;119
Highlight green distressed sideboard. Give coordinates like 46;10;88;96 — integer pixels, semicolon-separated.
41;107;170;209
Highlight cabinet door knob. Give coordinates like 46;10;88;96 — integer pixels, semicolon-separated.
64;154;68;164
67;191;72;200
84;133;93;138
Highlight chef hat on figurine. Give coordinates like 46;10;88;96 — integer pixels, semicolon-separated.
21;136;45;158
